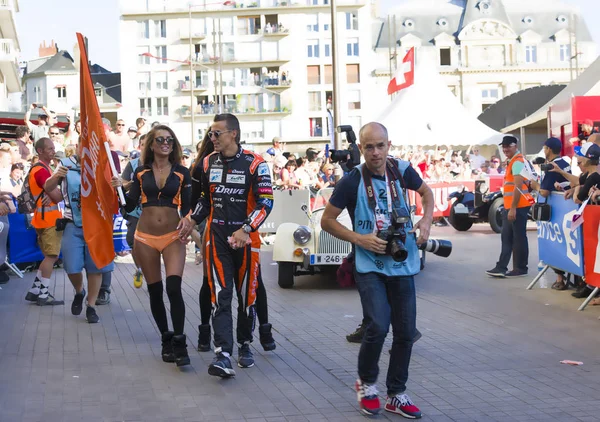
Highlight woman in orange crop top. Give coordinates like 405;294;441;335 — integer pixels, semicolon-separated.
116;125;194;367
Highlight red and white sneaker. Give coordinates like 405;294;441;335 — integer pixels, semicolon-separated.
385;393;422;419
355;379;380;415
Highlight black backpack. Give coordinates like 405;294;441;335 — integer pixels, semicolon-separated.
17;162;47;215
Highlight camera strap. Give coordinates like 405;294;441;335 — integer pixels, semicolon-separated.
362;158;405;214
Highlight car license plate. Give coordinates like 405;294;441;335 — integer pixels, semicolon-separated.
310;254;345;265
453;203;469;214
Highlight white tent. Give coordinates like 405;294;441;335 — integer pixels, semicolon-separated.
377;56;505;147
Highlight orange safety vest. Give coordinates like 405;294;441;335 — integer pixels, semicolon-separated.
503;153;533;209
29;162;62;229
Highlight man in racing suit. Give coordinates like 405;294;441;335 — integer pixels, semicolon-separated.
191;113;273;377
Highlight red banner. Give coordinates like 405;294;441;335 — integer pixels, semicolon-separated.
77;33;117;268
583;206;600;288
409;177;503;217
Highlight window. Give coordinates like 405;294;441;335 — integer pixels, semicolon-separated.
156;97;169;116
345;12;358;30
324;42;331;57
94;88;102;97
138;46;150;65
33;86;41;103
307;40;320;58
307;15;319;32
309;117;323;137
154;20;167;38
347;90;361;110
155;71;168;90
307;65;321;84
139;97;152;116
308;92;322;111
57;86;67;99
481;88;500;100
138;72;151;93
560;44;571;62
439;48;451;66
155;46;167;64
324;23;330;31
324;65;333;84
525;45;537;63
346;38;359;56
237;16;260;35
138;20;149;39
346;64;360;83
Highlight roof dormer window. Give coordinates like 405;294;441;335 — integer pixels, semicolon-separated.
477;1;491;14
403;19;415;30
437;18;449;28
557;15;568;24
523;16;534;25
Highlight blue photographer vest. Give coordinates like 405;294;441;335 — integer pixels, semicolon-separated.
60;157;83;228
354;160;420;277
127;157;142;219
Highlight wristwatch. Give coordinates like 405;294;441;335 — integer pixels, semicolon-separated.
241;224;252;234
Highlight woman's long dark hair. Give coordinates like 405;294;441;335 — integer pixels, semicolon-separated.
192;128;215;174
142;125;182;167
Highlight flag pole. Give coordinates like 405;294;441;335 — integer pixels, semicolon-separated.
330;0;342;149
103;142;126;205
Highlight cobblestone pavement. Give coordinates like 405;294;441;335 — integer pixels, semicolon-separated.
1;224;600;422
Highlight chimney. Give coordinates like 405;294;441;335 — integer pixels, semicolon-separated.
39;39;58;58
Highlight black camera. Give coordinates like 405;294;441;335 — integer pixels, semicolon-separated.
376;209;411;262
330;125;362;170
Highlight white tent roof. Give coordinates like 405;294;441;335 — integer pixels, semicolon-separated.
501;56;600;133
376;56;504;147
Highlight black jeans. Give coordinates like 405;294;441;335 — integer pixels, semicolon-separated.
100;272;111;294
496;207;530;273
355;271;416;396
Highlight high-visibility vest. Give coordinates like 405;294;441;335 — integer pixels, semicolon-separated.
503;153;532;209
29;162;62;229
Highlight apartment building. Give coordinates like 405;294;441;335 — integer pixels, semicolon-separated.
119;0;376;147
0;0;21;111
371;0;598;116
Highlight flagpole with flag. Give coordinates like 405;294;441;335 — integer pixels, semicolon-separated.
387;47;415;96
76;33;120;269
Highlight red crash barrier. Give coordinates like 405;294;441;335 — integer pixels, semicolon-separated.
583;206;600;289
409;177;503;217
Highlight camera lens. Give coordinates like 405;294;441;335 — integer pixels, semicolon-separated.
388;239;409;262
418;239;452;258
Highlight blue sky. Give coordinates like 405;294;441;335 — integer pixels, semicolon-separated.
15;0;600;72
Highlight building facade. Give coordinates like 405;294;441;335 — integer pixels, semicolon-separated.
0;0;21;112
118;0;376;147
370;0;597;117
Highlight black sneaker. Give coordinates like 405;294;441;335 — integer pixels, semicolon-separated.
85;306;99;323
25;291;39;302
486;267;506;278
238;343;255;368
95;291;111;306
505;270;528;278
37;293;65;306
259;323;276;351
172;334;190;367
572;286;594;299
346;324;365;343
208;353;236;378
71;289;86;316
161;331;175;363
197;324;211;352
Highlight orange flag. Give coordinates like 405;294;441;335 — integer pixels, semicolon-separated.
77;33;118;268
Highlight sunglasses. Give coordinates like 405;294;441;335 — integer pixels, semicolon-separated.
117;124;125;126
208;130;232;139
155;136;175;145
49;132;60;135
492;160;500;163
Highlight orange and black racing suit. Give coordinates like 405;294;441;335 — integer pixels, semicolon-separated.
191;147;273;355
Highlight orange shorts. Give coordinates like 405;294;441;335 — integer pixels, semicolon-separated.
134;230;180;253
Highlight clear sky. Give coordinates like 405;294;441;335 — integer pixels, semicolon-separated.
14;0;600;72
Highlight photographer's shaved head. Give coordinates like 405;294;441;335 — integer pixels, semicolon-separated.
359;122;388;142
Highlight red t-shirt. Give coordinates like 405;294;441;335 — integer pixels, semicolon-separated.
33;163;52;188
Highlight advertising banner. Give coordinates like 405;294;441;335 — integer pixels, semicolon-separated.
583;206;600;288
537;193;584;276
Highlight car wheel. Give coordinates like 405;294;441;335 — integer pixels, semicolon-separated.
488;198;504;234
449;203;473;231
420;251;426;271
278;262;295;289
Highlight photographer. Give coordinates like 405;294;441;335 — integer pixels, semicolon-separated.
322;122;433;418
528;138;571;290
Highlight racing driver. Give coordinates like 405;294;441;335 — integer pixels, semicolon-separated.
191;113;273;377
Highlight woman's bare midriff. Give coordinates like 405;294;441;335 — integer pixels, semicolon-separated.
137;206;181;235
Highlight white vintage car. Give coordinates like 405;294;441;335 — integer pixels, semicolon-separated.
271;188;352;288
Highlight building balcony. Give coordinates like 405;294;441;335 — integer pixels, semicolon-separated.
187;56;290;70
0;0;19;48
178;80;210;92
0;38;20;92
178;29;207;41
179;104;291;120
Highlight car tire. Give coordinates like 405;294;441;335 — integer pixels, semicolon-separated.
449;202;473;232
488;198;504;234
278;262;295;289
420;250;426;271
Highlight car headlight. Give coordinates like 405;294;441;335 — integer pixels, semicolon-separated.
293;226;311;245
